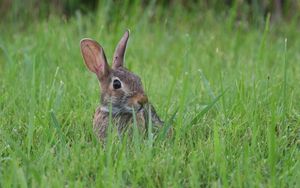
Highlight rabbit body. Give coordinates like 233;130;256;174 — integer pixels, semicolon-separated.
93;103;163;140
80;30;164;141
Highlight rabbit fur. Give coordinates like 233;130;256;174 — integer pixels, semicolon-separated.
80;30;165;141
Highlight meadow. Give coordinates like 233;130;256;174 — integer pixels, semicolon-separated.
0;3;300;187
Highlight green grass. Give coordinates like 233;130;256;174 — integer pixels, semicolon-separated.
1;5;300;187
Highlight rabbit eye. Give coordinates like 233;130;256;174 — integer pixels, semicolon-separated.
113;79;122;89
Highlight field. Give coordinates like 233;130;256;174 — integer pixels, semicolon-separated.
1;4;300;187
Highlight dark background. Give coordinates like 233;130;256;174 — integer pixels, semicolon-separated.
1;0;299;26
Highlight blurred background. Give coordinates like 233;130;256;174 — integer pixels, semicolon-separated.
1;0;300;28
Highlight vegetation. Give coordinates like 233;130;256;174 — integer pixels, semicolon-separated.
0;1;299;187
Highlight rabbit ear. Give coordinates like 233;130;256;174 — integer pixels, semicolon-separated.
80;39;110;79
112;29;130;69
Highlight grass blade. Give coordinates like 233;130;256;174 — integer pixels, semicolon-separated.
189;88;229;125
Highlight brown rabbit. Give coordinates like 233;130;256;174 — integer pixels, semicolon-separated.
80;30;165;141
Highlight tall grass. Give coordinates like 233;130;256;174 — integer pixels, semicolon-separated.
0;3;300;187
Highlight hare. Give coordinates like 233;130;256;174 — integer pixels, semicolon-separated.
80;30;166;141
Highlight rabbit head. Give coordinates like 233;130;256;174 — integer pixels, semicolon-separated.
80;30;148;115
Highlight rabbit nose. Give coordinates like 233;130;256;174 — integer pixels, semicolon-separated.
136;94;148;106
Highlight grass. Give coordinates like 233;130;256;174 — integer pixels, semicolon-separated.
0;4;300;187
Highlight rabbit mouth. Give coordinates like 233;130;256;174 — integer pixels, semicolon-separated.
124;105;143;113
100;103;143;115
137;105;144;112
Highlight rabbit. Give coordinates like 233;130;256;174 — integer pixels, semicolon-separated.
80;30;167;141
